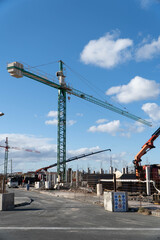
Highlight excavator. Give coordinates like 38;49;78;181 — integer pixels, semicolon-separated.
133;127;160;179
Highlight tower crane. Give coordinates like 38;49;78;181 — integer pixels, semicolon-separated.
0;137;40;179
7;61;151;181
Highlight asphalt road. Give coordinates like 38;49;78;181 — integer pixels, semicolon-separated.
0;188;160;240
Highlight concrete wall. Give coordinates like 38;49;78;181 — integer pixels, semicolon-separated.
0;193;14;211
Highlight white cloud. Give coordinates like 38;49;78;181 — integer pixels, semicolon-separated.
67;146;112;170
135;36;160;61
111;152;127;161
45;119;58;125
106;76;160;103
47;110;58;118
45;118;76;126
76;113;83;117
68;146;100;156
142;103;160;121
132;122;145;133
80;31;133;69
67;120;76;126
121;122;145;137
88;120;121;136
110;152;127;169
80;31;160;69
88;118;146;138
139;0;153;9
96;119;108;124
45;110;58;125
46;110;76;126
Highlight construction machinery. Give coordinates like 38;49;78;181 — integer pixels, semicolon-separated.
0;137;40;179
7;61;151;181
36;148;111;172
133;127;160;179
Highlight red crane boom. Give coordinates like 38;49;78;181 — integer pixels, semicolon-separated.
133;127;160;178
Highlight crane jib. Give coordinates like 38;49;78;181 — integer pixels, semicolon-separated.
7;63;152;127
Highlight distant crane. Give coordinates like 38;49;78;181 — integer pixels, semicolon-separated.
0;137;40;179
7;61;151;181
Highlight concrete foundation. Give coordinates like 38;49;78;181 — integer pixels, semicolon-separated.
104;191;128;212
45;181;51;189
0;193;14;211
97;183;103;196
109;167;113;174
76;170;79;188
146;166;151;196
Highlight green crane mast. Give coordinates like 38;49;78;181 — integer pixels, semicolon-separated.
57;61;66;181
7;61;152;181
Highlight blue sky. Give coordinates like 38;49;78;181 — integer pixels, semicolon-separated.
1;0;160;173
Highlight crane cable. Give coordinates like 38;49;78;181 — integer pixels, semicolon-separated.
29;60;58;69
21;60;59;83
21;60;129;112
63;62;129;111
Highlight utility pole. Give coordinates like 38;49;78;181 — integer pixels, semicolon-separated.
4;137;9;180
110;156;112;168
2;137;8;193
10;159;12;176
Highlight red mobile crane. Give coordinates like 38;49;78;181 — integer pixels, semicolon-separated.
133;127;160;179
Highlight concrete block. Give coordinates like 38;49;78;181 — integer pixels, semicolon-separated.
0;193;14;211
35;182;41;189
97;184;103;196
104;191;128;212
104;192;114;211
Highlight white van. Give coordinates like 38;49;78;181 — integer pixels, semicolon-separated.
7;177;18;188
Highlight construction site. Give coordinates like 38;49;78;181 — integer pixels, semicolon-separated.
0;61;160;215
2;2;160;240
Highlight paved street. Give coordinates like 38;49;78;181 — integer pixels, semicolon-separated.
0;188;160;240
